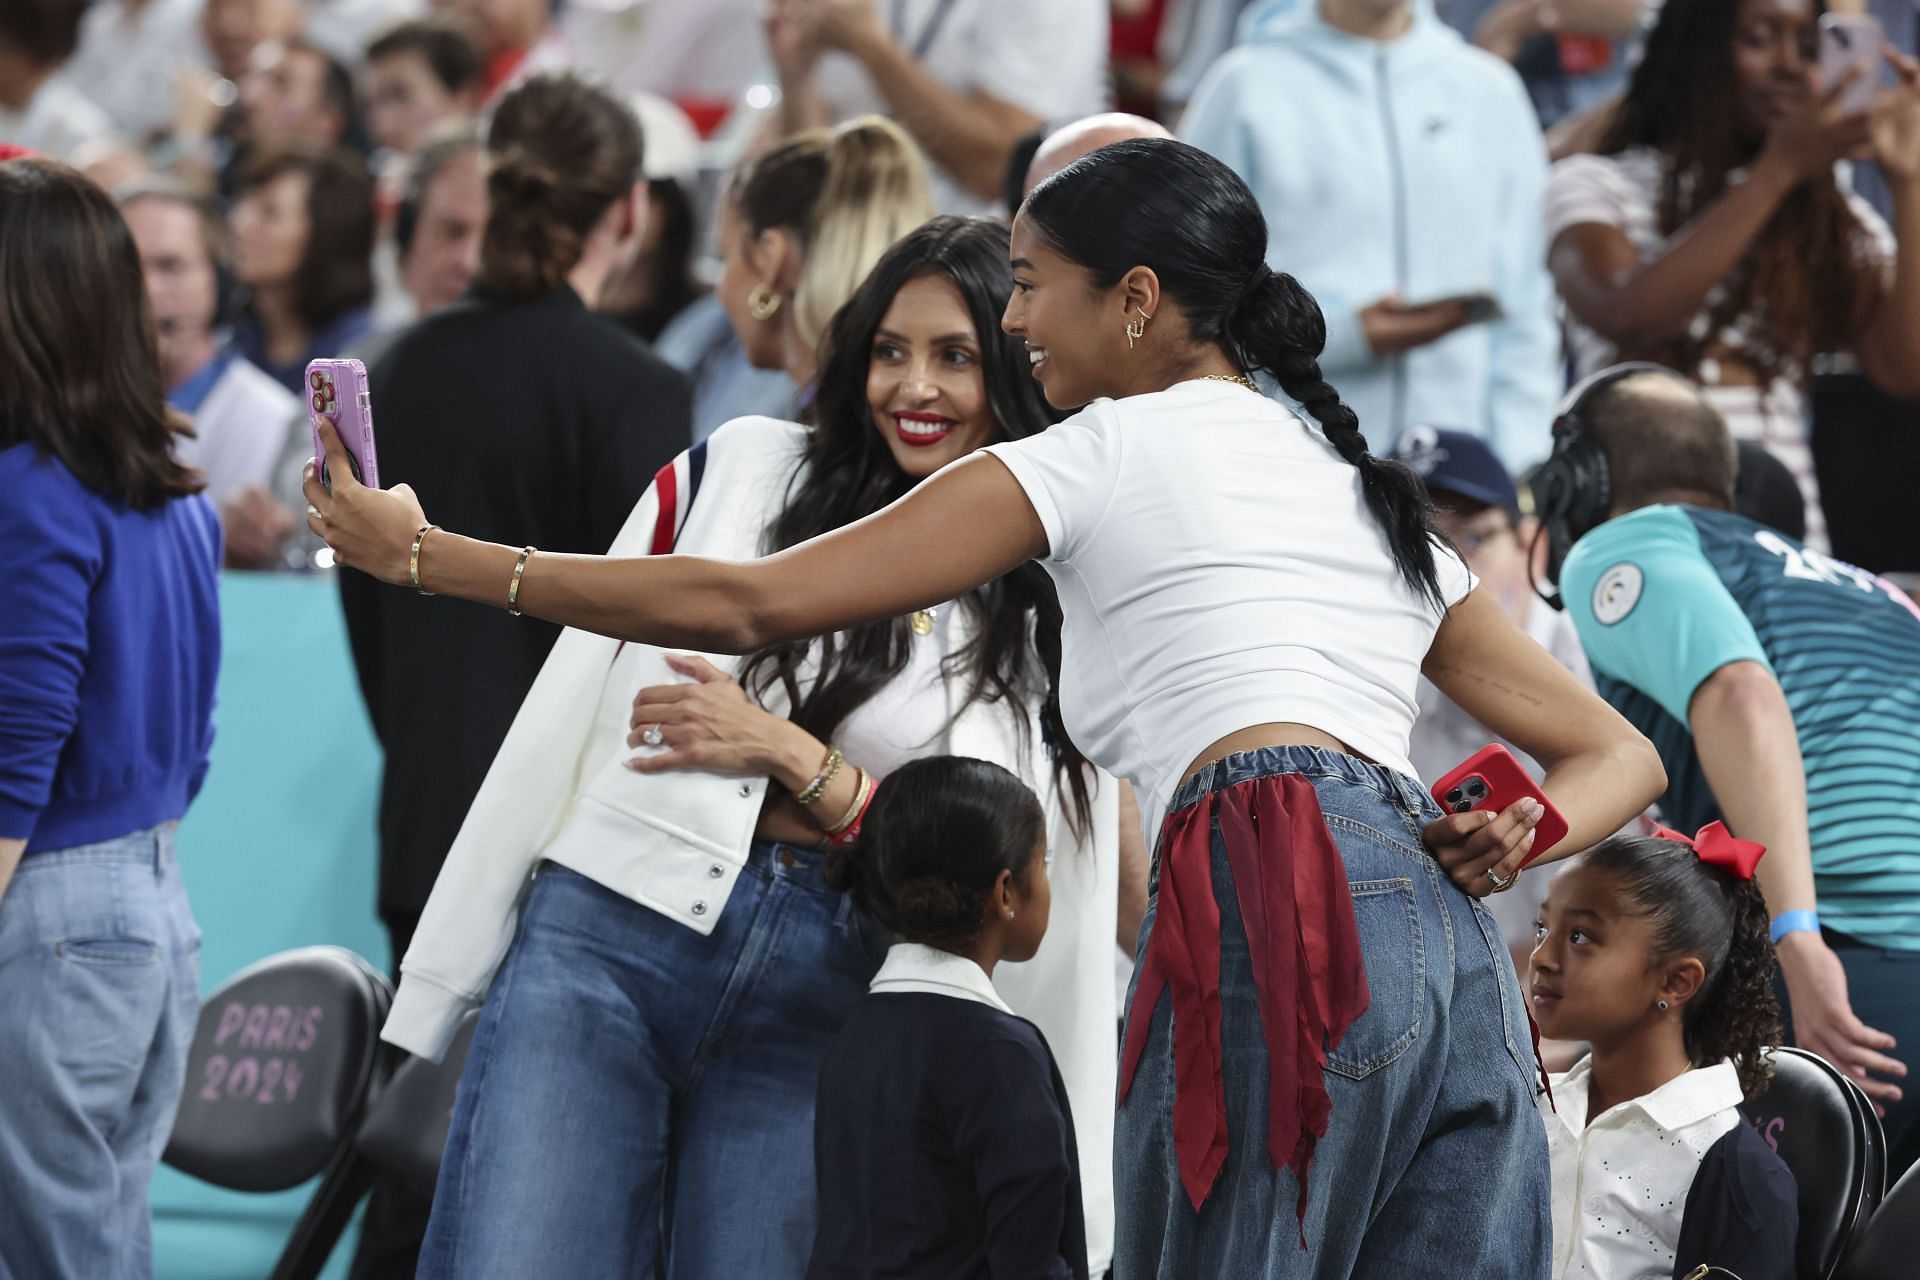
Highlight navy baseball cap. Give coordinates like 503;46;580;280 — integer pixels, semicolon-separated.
1390;425;1519;514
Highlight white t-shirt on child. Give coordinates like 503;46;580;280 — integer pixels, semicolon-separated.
985;380;1475;833
1539;1057;1746;1279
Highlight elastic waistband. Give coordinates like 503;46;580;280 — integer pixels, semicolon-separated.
1169;743;1431;818
18;821;177;871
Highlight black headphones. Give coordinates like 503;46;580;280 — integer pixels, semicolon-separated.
1530;361;1679;609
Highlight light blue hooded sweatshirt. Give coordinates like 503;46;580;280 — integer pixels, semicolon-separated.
1182;0;1560;470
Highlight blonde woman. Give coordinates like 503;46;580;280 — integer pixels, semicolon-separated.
716;114;933;394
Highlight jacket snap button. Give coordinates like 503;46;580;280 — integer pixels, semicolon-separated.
691;901;708;916
708;864;724;879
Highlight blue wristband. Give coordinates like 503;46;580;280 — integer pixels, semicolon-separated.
1769;909;1821;945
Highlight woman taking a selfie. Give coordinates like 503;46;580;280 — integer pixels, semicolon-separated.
0;159;220;1279
311;141;1664;1275
1545;0;1920;548
371;216;1128;1279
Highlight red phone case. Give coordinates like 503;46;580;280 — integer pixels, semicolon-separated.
1431;745;1568;870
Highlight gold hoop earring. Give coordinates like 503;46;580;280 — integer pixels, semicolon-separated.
1125;307;1150;350
747;283;783;321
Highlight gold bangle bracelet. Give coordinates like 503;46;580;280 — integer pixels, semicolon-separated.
825;769;872;837
410;525;438;596
507;545;536;616
794;744;845;807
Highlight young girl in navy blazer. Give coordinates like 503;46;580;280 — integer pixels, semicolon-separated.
810;756;1087;1280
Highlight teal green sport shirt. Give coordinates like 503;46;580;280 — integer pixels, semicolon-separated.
1562;505;1920;950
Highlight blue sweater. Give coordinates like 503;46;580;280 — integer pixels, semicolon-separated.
0;444;222;853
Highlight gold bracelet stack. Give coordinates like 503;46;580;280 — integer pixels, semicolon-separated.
794;745;845;807
506;546;536;616
410;525;438;596
825;769;875;838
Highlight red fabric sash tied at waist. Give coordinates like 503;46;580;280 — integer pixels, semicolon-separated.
1118;773;1369;1228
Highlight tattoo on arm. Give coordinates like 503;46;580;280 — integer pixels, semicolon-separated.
1433;662;1545;707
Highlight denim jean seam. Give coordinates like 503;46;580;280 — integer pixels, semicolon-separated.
688;875;792;1078
1326;876;1422;1079
447;882;527;1280
1470;899;1529;1078
54;939;162;967
1421;856;1458;972
1322;814;1427;863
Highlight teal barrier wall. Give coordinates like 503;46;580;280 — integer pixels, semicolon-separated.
153;574;390;1280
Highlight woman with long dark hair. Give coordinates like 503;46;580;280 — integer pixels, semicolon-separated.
0;160;220;1279
311;140;1665;1274
1546;0;1920;548
364;216;1126;1278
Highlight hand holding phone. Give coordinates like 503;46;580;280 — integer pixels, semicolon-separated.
307;358;379;493
1820;13;1885;116
1427;745;1569;893
1399;291;1503;325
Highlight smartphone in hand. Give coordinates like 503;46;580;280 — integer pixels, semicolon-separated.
1820;12;1884;115
307;358;379;492
1400;291;1503;324
1432;745;1569;870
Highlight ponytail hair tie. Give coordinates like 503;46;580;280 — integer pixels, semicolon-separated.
1652;820;1766;881
1240;262;1274;307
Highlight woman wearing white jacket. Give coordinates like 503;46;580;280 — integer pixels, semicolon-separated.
379;217;1128;1279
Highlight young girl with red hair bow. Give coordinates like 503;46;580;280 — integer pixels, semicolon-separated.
1531;823;1799;1280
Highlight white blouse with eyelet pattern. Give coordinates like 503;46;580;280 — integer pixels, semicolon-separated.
1539;1057;1746;1280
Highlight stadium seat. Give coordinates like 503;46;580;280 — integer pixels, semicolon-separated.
1835;1158;1920;1280
1741;1046;1887;1280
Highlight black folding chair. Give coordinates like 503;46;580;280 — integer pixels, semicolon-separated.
1741;1046;1887;1280
162;946;393;1280
268;1009;482;1275
1836;1158;1920;1280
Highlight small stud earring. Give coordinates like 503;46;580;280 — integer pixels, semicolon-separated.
1003;909;1016;920
1657;1000;1670;1011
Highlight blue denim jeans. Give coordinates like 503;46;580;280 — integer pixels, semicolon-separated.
1115;747;1549;1278
0;825;202;1280
420;842;890;1279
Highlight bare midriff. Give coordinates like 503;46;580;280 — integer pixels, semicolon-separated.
1179;722;1365;788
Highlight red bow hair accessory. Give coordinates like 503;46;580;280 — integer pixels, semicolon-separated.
1652;820;1766;881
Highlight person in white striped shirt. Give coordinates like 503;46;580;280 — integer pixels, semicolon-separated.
1545;0;1920;550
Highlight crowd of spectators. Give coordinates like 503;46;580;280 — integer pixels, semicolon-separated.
6;0;1920;1277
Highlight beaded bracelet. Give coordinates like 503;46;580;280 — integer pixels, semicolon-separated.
794;744;845;807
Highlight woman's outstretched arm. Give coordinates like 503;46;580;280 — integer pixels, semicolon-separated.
304;420;1047;653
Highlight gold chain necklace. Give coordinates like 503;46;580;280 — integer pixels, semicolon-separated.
1197;373;1260;393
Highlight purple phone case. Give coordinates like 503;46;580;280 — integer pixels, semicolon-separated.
307;358;378;491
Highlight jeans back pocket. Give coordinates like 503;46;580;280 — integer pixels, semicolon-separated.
1325;876;1424;1080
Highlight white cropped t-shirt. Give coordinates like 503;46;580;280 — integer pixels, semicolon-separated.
985;381;1474;830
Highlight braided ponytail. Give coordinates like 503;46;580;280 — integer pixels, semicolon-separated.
1229;269;1444;610
1023;139;1446;611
